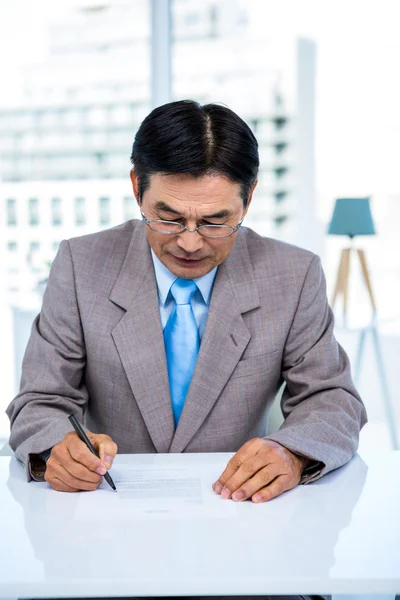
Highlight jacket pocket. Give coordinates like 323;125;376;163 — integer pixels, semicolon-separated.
230;350;280;380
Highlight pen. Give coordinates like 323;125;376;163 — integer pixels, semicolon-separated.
68;414;117;492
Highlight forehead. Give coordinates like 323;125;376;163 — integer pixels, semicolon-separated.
146;173;242;209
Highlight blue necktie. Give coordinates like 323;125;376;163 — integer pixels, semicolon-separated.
164;278;200;426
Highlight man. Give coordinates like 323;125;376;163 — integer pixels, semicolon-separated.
7;100;366;504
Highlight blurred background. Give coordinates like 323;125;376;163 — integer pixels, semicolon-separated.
0;0;399;452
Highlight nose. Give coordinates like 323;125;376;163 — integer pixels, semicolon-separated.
176;228;204;254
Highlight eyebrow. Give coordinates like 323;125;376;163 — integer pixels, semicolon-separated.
154;200;231;220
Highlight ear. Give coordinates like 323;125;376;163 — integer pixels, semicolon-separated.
243;180;258;217
130;169;140;205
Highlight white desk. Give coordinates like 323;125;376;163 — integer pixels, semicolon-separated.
0;452;399;599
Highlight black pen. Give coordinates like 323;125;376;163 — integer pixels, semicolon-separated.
68;414;117;492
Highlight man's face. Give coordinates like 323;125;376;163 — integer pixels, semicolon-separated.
130;171;255;279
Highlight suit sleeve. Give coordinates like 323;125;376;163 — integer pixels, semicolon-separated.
6;240;87;480
266;255;367;482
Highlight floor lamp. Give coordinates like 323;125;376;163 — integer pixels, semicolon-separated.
327;197;377;320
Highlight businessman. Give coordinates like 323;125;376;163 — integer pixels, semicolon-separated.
7;100;367;506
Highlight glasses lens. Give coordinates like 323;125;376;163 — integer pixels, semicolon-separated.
149;221;183;234
199;225;234;238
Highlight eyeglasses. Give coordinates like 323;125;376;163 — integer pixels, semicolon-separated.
141;211;243;239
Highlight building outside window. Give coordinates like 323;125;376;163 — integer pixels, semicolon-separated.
28;241;40;272
6;198;17;226
7;240;18;273
123;195;136;221
28;197;39;226
51;197;62;226
0;0;152;438
99;196;110;226
29;241;40;253
75;196;86;226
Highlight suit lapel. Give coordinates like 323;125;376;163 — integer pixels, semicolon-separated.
110;224;175;453
170;230;260;453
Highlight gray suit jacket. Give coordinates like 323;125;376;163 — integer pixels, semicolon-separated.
7;220;367;481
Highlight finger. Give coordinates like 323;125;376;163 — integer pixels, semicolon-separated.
45;467;80;493
90;433;118;469
48;449;102;485
251;475;294;503
212;439;261;493
228;463;282;502
47;475;78;493
48;461;102;492
65;432;107;475
64;450;104;484
52;435;105;478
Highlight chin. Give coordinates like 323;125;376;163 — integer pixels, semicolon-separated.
172;267;208;279
166;259;213;279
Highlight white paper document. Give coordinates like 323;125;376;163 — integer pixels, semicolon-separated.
75;463;237;521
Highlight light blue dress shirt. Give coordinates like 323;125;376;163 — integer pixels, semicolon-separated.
151;250;217;340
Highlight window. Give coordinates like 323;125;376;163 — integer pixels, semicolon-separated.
29;241;40;253
28;241;41;272
62;109;82;127
6;198;17;226
75;196;86;226
99;196;111;226
0;0;151;439
88;107;107;127
123;195;136;221
28;197;39;226
39;110;59;128
51;197;62;226
109;105;132;126
7;240;18;273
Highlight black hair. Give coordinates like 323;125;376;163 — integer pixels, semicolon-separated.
130;99;259;207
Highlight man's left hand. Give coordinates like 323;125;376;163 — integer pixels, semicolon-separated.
212;438;310;503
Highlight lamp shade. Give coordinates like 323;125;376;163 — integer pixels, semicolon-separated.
327;197;376;238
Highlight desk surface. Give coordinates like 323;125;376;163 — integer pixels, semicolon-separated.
0;451;399;598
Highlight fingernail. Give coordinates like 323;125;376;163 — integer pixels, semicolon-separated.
214;482;223;494
96;465;107;476
103;455;113;468
221;487;231;500
232;491;245;502
253;494;262;503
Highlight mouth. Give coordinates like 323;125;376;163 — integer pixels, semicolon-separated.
172;255;205;267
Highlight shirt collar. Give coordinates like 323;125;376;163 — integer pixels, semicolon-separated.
151;250;218;306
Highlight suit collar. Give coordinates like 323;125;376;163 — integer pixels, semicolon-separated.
208;227;260;314
109;221;151;311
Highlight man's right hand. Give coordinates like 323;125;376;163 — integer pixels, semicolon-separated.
44;431;118;492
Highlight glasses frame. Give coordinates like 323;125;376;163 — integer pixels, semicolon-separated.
140;211;243;239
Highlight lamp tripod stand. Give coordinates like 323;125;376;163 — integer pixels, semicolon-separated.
331;245;377;319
